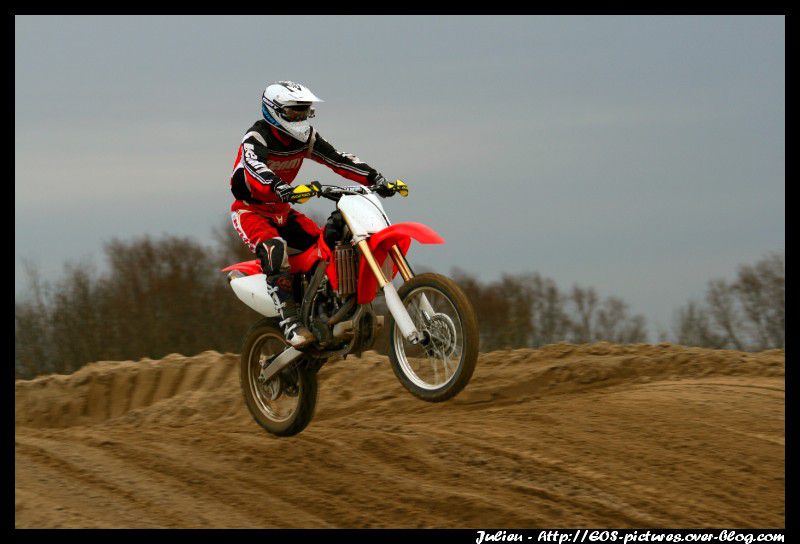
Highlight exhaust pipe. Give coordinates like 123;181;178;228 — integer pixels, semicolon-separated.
331;314;385;344
332;320;355;339
331;314;385;338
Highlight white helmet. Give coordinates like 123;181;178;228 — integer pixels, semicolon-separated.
261;81;323;142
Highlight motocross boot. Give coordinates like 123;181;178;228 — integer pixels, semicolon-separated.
267;272;314;348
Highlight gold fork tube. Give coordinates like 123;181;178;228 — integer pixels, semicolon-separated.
389;244;414;281
356;240;388;288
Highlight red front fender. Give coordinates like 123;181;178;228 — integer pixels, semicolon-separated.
369;222;445;249
357;222;445;304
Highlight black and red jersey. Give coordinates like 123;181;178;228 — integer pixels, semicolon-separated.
230;120;382;219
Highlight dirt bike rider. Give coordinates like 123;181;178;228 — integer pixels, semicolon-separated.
229;80;407;348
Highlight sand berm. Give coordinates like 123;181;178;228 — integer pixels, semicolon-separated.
15;342;784;528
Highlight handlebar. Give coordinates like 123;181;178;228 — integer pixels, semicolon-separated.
316;183;374;202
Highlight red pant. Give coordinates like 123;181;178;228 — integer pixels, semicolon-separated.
231;208;321;254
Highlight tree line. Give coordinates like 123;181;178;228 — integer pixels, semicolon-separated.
669;251;784;351
450;271;648;351
14;222;784;379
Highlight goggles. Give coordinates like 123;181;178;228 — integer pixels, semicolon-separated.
279;104;315;122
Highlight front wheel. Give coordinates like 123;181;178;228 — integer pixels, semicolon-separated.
239;318;318;437
388;273;479;402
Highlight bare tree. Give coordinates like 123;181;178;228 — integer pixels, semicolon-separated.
15;261;56;378
528;273;571;346
569;285;599;343
671;251;784;351
563;286;647;344
705;279;745;350
673;301;725;348
594;297;647;343
14;234;261;378
451;269;647;351
734;252;784;350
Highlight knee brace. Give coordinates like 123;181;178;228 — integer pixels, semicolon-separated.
256;238;295;303
255;238;289;278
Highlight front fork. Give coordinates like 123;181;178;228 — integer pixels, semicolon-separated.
356;240;434;344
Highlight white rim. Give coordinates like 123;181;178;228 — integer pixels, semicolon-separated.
393;286;464;391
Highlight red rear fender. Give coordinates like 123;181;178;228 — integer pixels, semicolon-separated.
221;241;325;276
221;260;261;275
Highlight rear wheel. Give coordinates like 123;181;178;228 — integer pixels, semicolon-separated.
388;273;479;402
239;318;318;437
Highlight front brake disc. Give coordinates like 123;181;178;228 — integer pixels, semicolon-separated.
427;313;458;357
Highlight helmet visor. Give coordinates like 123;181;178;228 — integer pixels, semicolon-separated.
281;104;314;122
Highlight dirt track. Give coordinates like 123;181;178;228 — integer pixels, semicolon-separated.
15;343;784;528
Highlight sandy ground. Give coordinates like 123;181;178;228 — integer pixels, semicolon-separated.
15;342;784;528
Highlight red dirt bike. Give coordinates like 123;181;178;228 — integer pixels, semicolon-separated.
222;184;479;436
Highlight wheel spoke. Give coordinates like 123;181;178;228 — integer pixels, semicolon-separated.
441;349;454;375
430;351;440;383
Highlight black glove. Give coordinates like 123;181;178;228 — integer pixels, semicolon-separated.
372;176;408;198
275;181;322;204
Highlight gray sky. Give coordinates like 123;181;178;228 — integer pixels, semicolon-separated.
15;15;785;337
